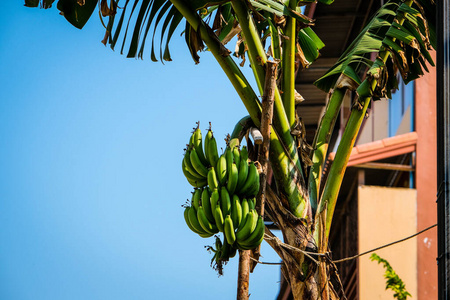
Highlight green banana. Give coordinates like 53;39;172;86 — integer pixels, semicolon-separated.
184;206;202;234
226;163;239;194
191;188;202;211
197;206;219;234
190;148;209;177
238;215;265;249
240;146;249;161
241;199;249;221
236;209;258;242
188;204;208;235
192;126;209;167
182;158;203;181
248;197;256;210
204;127;212;163
198;232;214;238
206;130;219;167
183;148;203;179
207;167;219;190
232;146;240;168
230;194;242;229
224;215;236;245
247;183;260;198
239;162;259;196
214;205;225;232
201;188;215;223
182;160;208;188
186;177;208;188
216;154;227;186
220;187;231;216
246;168;260;197
225;146;233;176
240;146;248;166
238;199;250;231
236;155;249;190
210;188;220;215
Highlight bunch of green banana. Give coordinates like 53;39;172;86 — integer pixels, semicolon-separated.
182;123;265;250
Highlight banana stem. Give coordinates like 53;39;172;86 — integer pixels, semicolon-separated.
230;115;254;142
315;93;371;241
231;0;308;218
281;0;297;128
308;88;346;214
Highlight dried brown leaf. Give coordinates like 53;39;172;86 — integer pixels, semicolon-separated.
100;0;117;17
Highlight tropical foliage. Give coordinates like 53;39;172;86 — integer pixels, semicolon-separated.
371;253;412;300
26;0;436;299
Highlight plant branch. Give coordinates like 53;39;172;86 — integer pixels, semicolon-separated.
281;0;297;128
308;87;346;214
237;250;250;300
250;60;277;272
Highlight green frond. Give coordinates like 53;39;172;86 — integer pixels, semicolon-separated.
248;0;314;25
106;0;230;62
298;27;325;65
314;0;435;94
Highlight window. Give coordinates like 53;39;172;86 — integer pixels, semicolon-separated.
388;80;414;137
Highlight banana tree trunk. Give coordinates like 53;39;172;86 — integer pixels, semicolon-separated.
263;186;339;300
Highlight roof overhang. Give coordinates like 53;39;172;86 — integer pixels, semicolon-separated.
326;131;418;168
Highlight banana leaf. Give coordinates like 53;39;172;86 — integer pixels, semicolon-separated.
297;27;325;65
24;0;55;8
57;0;99;29
111;0;130;51
314;2;398;92
24;0;40;6
185;21;204;64
248;0;314;25
107;0;237;61
314;0;435;94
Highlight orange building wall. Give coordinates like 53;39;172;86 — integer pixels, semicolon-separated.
358;186;418;300
415;51;438;300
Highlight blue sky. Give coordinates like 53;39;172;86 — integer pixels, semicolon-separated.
0;2;283;300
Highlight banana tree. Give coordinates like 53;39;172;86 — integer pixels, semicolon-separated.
26;0;436;298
